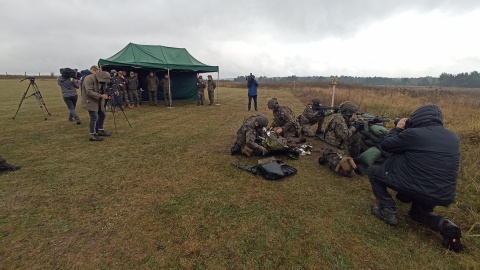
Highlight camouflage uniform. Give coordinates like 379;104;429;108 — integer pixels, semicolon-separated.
146;74;159;105
207;77;216;105
233;114;269;156
298;102;324;136
197;78;206;105
161;77;171;107
126;73;140;107
271;106;304;145
322;113;361;177
117;74;129;106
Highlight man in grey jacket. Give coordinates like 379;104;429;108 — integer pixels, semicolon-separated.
58;69;81;124
81;71;112;141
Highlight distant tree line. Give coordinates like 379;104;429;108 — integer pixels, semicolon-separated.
233;71;480;88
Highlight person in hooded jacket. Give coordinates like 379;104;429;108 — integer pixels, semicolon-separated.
368;104;463;252
58;70;81;124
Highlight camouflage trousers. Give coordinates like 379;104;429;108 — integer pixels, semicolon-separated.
300;116;325;137
323;145;355;177
148;90;157;103
118;90;129;104
197;90;205;105
283;130;306;146
208;90;214;105
163;91;172;107
128;89;140;105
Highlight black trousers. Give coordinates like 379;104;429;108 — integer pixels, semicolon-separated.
369;174;445;232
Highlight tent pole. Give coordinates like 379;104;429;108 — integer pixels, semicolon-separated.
216;69;220;105
167;69;173;108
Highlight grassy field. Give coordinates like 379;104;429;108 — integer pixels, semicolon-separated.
0;78;479;269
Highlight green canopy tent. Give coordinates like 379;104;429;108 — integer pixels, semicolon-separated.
98;43;219;106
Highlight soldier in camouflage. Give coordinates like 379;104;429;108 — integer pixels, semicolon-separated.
207;75;217;105
161;74;171;107
267;98;306;145
0;155;21;172
231;114;269;156
197;76;206;105
298;98;332;137
320;101;362;177
146;71;160;106
126;71;140;108
117;71;128;108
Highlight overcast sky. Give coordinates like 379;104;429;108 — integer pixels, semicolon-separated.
1;0;479;78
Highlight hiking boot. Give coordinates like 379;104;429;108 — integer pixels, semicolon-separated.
371;206;398;225
0;163;21;171
89;134;103;141
439;219;463;252
354;162;368;176
97;130;111;137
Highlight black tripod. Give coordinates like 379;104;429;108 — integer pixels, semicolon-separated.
108;95;132;133
12;77;51;120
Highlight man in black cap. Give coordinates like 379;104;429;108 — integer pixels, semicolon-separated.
368;104;463;252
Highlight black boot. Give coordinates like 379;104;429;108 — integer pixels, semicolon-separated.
231;144;241;155
0;163;21;171
89;134;103;141
371;206;398;225
439;219;463;252
97;130;111;137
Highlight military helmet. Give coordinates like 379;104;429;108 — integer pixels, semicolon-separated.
339;101;358;115
312;98;321;105
255;114;269;127
267;98;278;109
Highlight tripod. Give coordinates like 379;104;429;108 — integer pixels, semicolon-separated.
12;77;51;120
108;94;132;133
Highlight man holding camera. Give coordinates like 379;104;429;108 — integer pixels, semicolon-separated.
58;68;81;124
367;104;463;252
247;74;258;111
81;71;112;142
319;101;362;177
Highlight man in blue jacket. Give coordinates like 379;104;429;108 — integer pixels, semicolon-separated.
368;104;463;252
247;73;258;111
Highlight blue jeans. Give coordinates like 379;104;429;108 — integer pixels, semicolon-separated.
248;95;257;111
88;108;106;134
63;95;80;121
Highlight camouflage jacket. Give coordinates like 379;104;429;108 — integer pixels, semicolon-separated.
207;80;216;91
299;102;318;125
271;106;300;132
323;113;356;149
197;80;206;92
235;115;265;152
161;78;169;92
146;75;159;91
117;76;126;91
126;76;139;90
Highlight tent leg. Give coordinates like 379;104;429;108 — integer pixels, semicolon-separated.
167;68;173;108
216;70;221;105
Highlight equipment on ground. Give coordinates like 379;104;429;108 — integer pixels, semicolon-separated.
231;157;297;181
12;77;51;120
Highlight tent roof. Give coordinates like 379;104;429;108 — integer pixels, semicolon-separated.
98;43;218;72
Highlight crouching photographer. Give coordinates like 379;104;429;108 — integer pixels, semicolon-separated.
368;104;464;252
81;71;112;142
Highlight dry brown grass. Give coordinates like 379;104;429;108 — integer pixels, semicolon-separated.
0;78;478;269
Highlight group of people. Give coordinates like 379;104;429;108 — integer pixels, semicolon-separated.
232;97;464;253
196;75;217;105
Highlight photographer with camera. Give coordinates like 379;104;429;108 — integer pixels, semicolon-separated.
58;68;81;124
81;71;112;142
367;104;463;252
247;73;258;111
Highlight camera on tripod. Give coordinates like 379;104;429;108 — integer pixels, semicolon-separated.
60;68;81;80
245;73;255;81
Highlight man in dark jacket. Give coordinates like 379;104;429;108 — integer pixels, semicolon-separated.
58;69;81;124
368;104;463;252
146;71;159;106
247;74;258;111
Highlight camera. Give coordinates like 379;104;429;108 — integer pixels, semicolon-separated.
60;68;80;80
245;73;255;81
